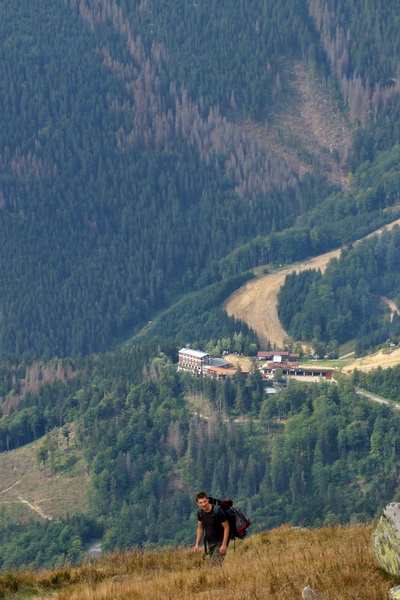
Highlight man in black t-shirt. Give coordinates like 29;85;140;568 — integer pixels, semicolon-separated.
194;491;229;564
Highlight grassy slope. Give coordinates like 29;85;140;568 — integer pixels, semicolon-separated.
342;347;400;373
0;427;89;524
1;524;396;600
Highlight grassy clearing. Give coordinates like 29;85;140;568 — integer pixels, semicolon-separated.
299;359;353;369
2;524;397;600
0;427;89;525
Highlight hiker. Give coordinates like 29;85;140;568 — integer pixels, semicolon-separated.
194;491;230;564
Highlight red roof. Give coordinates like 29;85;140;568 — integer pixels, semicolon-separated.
206;366;238;376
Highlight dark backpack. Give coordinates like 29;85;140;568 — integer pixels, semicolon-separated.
201;496;251;541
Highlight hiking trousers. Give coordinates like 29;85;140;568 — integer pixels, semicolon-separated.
207;542;225;565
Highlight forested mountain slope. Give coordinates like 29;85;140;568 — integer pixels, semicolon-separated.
310;0;400;124
1;346;400;570
0;0;399;358
1;0;400;572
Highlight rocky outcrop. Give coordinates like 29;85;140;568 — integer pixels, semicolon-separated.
372;502;400;576
302;587;325;599
389;585;400;600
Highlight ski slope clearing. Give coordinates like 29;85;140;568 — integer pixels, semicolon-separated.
225;218;400;349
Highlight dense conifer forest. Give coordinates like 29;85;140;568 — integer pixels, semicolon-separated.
1;0;400;572
0;0;399;357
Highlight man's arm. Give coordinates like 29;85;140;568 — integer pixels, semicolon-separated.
194;521;204;553
219;520;230;554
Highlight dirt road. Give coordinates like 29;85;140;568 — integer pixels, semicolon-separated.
225;218;400;348
356;389;400;410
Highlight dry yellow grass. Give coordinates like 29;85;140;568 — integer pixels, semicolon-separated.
342;347;400;373
224;354;254;371
225;248;340;348
13;524;397;600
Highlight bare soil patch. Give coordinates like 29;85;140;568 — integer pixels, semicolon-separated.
225;247;342;348
224;354;254;372
380;296;400;322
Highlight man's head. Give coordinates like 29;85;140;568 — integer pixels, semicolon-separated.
196;491;211;511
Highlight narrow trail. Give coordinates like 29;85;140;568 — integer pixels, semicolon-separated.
0;495;53;520
17;495;53;520
225;218;400;347
0;479;22;495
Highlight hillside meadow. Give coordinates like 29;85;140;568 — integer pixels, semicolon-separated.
1;524;397;600
0;425;89;525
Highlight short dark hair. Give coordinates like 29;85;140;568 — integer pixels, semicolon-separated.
195;491;208;502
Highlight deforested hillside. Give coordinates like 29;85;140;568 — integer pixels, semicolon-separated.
0;0;399;358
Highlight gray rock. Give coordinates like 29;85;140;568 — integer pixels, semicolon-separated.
302;586;325;599
389;585;400;600
87;541;102;557
372;502;400;576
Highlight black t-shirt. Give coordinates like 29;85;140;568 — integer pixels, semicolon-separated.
198;505;227;544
